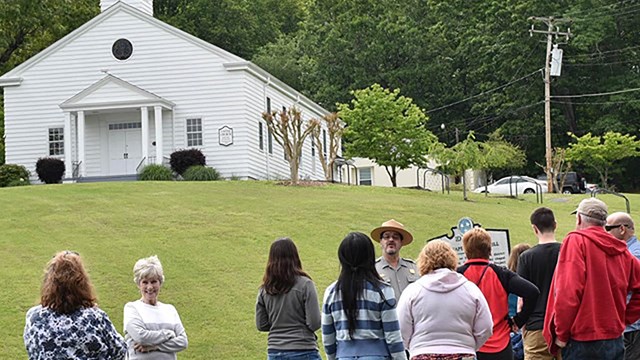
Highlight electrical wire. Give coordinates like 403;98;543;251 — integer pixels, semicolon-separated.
551;87;640;98
426;69;542;114
551;99;640;105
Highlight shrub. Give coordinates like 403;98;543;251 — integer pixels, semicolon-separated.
183;165;220;181
35;157;65;184
139;164;173;181
0;164;30;187
170;149;206;175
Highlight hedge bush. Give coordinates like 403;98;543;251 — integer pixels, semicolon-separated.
0;164;30;187
170;149;206;175
139;164;173;181
35;157;65;184
183;165;220;181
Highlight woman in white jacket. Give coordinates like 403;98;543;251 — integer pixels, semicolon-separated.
397;240;493;360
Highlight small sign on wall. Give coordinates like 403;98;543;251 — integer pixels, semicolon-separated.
218;126;233;146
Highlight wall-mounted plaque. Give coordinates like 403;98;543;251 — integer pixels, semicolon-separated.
218;126;233;146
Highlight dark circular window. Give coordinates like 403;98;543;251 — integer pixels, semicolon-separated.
112;39;133;60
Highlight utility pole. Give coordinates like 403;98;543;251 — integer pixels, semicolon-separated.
529;16;571;193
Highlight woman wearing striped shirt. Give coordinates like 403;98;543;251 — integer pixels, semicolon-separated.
322;232;407;360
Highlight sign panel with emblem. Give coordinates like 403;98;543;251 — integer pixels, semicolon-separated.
218;126;233;146
427;218;510;267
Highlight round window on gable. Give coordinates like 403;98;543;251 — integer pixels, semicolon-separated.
112;39;133;60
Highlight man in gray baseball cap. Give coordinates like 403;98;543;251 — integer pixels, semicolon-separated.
544;198;640;360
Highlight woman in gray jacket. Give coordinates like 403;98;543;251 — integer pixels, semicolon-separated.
256;237;322;360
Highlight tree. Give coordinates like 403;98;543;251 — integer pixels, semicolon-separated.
480;130;526;183
338;84;436;187
431;132;482;200
566;132;640;190
154;0;306;59
309;112;343;182
262;106;315;184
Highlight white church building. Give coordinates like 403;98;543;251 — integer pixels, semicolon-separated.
0;0;333;181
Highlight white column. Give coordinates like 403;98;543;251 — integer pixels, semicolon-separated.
154;106;163;164
77;111;86;177
63;112;72;178
141;107;149;163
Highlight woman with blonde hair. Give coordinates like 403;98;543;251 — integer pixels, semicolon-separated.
123;255;188;359
256;237;322;360
397;240;493;360
24;250;126;359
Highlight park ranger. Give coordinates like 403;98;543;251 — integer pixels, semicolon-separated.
371;219;418;299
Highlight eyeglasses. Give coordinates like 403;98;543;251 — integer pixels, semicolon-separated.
605;224;626;231
64;250;79;256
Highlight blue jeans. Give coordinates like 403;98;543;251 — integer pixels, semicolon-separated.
267;349;322;360
561;337;624;360
337;357;390;360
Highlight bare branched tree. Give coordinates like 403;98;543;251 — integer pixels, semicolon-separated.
262;106;314;184
309;112;343;182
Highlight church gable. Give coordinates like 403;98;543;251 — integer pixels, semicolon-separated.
0;2;242;81
60;74;174;111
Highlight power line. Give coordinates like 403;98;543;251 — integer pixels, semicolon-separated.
564;59;638;67
426;69;541;114
565;45;640;60
551;99;640;105
566;2;640;20
551;87;640;98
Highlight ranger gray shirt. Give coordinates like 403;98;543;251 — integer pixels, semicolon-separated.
376;256;419;299
255;276;321;351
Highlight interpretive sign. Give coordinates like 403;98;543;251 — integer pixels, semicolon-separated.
427;224;511;268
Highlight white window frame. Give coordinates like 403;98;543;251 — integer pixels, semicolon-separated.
48;127;64;156
359;167;373;186
186;118;203;147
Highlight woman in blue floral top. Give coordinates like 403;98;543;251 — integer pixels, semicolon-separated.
23;250;126;360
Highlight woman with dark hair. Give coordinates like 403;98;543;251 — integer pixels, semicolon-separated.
24;250;126;359
256;238;322;360
322;232;407;360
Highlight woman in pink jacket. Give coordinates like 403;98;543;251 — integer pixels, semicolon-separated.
397;240;493;360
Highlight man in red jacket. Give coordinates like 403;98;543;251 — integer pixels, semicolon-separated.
543;198;640;360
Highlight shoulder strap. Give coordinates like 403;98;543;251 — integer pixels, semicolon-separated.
475;264;491;286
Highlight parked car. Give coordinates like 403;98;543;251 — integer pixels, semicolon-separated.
473;176;548;195
537;172;594;194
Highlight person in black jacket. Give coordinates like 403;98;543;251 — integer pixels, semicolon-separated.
458;228;539;360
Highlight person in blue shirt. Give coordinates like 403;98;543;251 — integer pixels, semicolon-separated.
322;232;407;360
606;212;639;360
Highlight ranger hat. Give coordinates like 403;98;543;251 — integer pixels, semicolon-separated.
571;198;608;222
371;219;413;245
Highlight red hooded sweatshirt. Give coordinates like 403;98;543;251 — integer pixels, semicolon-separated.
543;226;640;355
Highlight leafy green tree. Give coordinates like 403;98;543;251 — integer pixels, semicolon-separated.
430;132;482;200
480;130;526;181
566;132;640;190
154;0;306;59
338;84;436;187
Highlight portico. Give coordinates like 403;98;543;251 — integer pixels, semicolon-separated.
59;74;174;178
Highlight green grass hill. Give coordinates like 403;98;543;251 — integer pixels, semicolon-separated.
0;181;635;358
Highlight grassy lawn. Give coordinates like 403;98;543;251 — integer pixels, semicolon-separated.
0;181;636;359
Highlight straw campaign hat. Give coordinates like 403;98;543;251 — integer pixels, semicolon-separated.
370;219;413;245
